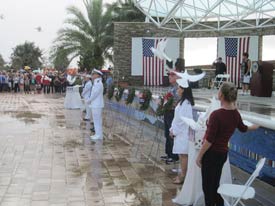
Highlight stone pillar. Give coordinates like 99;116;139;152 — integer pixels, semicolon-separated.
258;35;263;60
179;37;184;59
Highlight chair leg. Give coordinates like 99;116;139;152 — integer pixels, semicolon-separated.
221;195;232;206
239;200;246;206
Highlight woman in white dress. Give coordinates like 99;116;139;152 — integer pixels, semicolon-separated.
169;78;194;184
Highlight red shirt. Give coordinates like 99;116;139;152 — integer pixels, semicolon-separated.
35;75;42;84
204;108;248;153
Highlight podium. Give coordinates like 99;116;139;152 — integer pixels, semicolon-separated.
250;61;273;97
64;86;83;109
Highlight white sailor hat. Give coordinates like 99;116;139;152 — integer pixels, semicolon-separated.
176;77;189;88
92;69;103;76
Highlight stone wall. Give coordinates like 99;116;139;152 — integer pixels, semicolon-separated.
114;22;275;89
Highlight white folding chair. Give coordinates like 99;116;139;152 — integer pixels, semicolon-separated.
213;74;230;89
218;157;266;206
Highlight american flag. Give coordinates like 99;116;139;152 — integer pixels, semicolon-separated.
142;38;164;86
225;37;250;87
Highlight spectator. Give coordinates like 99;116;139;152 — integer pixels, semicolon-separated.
213;57;227;83
19;74;24;93
241;52;251;95
13;74;19;93
24;74;30;94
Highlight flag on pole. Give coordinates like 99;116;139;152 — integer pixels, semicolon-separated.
142;38;164;86
225;37;250;87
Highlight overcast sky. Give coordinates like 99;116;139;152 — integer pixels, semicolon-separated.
0;0;274;67
0;0;86;66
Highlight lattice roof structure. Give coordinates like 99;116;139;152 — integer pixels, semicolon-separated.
133;0;275;32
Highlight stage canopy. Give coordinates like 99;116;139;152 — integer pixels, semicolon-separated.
134;0;275;32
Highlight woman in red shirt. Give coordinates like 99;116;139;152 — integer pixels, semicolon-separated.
196;82;259;206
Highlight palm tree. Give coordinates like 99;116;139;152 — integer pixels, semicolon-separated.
52;0;113;70
108;0;145;22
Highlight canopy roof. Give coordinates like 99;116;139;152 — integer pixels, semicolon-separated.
134;0;275;32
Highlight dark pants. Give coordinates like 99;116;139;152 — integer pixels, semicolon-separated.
14;83;19;93
55;85;60;93
50;85;54;93
24;85;30;93
44;85;50;94
164;111;178;161
202;150;227;206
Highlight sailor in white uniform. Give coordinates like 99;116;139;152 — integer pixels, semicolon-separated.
87;69;104;140
81;74;93;121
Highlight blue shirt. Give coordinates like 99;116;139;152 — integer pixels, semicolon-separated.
106;77;113;87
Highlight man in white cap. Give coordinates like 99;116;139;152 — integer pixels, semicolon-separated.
81;74;92;121
161;68;180;164
87;69;104;140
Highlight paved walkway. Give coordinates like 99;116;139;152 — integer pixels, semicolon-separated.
0;93;178;206
0;93;274;206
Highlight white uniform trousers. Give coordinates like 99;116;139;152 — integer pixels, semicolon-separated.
92;108;103;138
84;100;92;120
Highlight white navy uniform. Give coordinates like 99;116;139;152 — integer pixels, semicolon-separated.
170;99;193;154
81;80;92;119
88;77;104;139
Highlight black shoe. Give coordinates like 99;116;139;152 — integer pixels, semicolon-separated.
90;128;95;132
83;118;90;121
160;155;168;160
165;158;174;164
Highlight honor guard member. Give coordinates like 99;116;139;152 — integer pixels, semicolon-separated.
88;69;104;140
81;74;93;121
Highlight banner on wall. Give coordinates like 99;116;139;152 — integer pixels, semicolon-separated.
218;36;258;87
131;37;180;86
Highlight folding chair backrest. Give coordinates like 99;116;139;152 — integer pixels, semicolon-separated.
232;158;266;206
245;157;266;187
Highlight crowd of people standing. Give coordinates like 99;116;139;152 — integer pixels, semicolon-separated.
0;70;70;94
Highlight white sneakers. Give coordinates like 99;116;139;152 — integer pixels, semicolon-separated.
90;135;103;140
240;91;250;96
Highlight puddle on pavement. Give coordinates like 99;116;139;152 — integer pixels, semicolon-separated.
27;100;41;104
56;114;65;119
70;164;91;177
2;111;43;124
124;179;163;206
15;111;42;119
63;139;83;149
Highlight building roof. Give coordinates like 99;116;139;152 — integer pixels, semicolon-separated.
134;0;275;32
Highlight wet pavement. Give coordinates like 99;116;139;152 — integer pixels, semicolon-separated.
0;93;274;206
0;93;179;206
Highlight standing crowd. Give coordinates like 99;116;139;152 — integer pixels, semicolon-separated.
212;52;252;95
0;70;75;94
